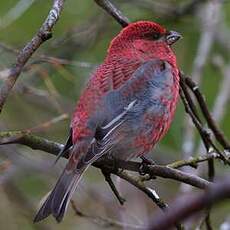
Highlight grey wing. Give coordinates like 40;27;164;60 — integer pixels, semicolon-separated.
79;59;174;163
78;99;138;165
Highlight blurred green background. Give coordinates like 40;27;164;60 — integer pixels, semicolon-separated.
0;0;230;229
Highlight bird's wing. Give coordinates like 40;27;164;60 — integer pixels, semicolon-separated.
77;59;175;164
79;99;138;165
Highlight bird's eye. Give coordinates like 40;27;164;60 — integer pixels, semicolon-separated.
153;33;160;40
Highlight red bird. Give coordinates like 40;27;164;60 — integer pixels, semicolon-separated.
34;21;181;222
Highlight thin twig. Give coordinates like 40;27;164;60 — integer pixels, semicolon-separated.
148;179;230;230
185;77;230;150
180;73;227;163
116;170;167;210
0;132;211;190
182;0;221;162
94;0;129;27
0;0;65;112
167;152;220;169
101;169;126;205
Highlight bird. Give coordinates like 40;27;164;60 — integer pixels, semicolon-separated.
34;20;181;223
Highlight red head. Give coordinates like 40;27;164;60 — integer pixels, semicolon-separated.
107;21;181;66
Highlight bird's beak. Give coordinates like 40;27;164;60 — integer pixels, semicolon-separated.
166;31;182;45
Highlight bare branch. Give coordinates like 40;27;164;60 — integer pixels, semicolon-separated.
0;131;212;190
94;0;129;27
0;0;65;112
148;179;230;230
167;152;220;169
180;73;228;163
0;131;63;154
101;169;126;205
113;171;184;230
116;170;167;210
181;1;221;193
185;76;230;150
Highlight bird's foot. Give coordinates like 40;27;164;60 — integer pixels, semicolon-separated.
139;156;156;178
140;156;156;165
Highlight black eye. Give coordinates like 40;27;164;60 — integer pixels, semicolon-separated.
153;33;160;40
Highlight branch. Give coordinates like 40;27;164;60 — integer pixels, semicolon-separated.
0;132;211;190
94;0;129;27
195;57;230;189
122;170;167;205
184;76;230;151
180;2;221;203
101;169;126;205
180;79;211;152
167;152;220;169
148;179;230;230
0;0;65;112
0;131;62;154
113;171;185;230
94;159;211;189
179;73;228;164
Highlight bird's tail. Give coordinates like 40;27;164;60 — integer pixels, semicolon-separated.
33;166;85;223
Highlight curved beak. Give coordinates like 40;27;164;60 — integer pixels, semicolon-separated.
166;30;182;45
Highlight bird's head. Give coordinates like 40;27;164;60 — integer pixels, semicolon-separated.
107;21;181;61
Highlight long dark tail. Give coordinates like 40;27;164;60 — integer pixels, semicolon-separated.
33;167;85;223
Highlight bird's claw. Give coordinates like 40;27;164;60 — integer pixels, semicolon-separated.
140;156;156;165
139;156;156;178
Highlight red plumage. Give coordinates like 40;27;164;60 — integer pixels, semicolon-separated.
34;21;181;222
